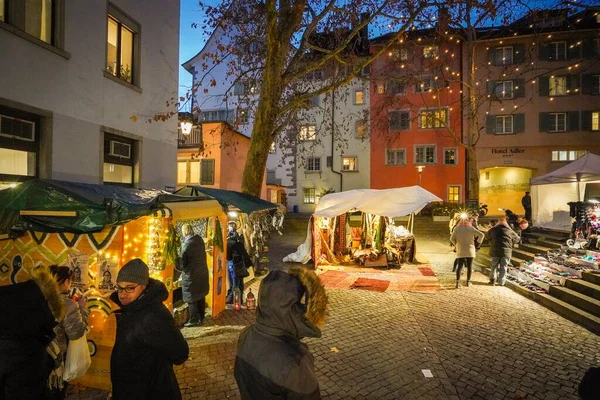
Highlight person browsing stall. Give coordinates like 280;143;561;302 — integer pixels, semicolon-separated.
110;259;189;400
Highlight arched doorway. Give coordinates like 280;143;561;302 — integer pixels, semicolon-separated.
479;167;533;217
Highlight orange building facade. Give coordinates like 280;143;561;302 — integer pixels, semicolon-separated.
177;122;267;199
369;32;466;203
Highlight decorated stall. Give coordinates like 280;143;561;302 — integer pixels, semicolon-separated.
0;179;228;390
284;186;442;268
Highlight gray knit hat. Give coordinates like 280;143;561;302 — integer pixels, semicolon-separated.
117;258;149;285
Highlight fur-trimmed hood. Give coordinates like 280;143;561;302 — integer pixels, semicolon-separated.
27;265;65;321
255;267;328;339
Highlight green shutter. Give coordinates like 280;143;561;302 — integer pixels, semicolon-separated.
514;79;525;98
201;159;215;185
514;114;525;133
567;111;580;131
513;43;525;63
582;39;594;58
581;111;592;131
539;43;550;61
486;115;496;134
567;40;580;59
487;81;496;97
581;74;596;95
568;75;580;94
539;77;550;96
539;113;549;132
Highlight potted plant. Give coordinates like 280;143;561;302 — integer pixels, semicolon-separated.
431;203;452;222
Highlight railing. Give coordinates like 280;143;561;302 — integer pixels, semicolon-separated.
178;127;203;148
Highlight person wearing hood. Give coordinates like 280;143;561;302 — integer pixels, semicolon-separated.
177;223;209;327
0;264;64;400
485;218;521;286
234;267;328;400
226;223;252;304
110;259;189;400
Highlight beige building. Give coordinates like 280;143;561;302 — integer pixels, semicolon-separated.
470;9;600;214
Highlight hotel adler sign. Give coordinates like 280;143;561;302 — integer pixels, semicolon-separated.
491;148;526;165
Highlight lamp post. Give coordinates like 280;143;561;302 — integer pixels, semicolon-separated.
417;165;425;186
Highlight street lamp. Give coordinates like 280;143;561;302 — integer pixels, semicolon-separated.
179;111;194;135
417;165;425;186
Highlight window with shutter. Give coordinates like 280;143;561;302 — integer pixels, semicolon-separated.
549;76;567;96
548;113;567;132
495;115;513;134
495;47;513;65
200;159;215;185
549;42;567;60
494;81;514;99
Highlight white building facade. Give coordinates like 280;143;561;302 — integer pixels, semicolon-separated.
0;0;180;190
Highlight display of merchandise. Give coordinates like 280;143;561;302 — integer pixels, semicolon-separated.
567;202;600;250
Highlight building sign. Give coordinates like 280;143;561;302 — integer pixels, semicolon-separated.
491;148;525;155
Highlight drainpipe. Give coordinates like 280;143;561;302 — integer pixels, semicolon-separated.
330;87;343;192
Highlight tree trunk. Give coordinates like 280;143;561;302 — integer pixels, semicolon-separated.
465;37;480;201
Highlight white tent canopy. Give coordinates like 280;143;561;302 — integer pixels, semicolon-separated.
313;186;443;218
531;153;600;185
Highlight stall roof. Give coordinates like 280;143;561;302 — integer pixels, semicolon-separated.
175;186;278;214
530;153;600;185
314;186;443;218
0;179;214;235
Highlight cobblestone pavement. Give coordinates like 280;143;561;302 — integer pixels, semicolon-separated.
68;218;600;400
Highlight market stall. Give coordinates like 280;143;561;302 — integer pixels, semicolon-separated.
0;179;228;390
285;186;442;268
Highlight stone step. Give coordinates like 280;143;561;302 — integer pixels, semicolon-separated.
517;242;554;256
512;247;536;262
549;286;600;318
536;293;600;335
583;271;600;286
565;279;600;301
524;229;570;242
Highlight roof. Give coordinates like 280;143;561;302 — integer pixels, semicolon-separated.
531;153;600;185
313;186;443;218
175;186;277;214
0;179;211;235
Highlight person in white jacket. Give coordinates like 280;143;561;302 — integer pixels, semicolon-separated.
450;218;485;288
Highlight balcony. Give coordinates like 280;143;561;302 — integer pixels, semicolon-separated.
178;127;203;148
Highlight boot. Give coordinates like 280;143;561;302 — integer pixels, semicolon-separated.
466;281;472;287
455;280;460;289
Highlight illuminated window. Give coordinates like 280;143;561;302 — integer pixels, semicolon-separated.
306;157;321;171
444;148;457;165
551;150;587;161
415;145;436;164
0;110;39;185
549;76;567;96
448;186;460;203
386;149;406;166
377;84;385;94
355;121;367;138
423;46;439;58
0;0;4;22
415;77;432;93
354;90;365;105
495;115;514;134
592;112;599;131
303;188;316;204
269;141;276;154
104;134;134;186
419;108;448;129
106;7;139;85
495;46;513;65
389;47;408;61
177;160;200;184
342;157;357;171
299;125;316;141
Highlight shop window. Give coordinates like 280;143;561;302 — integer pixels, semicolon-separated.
443;148;457;165
495;81;514;99
551;150;587;162
415;77;432;93
389;111;410;131
549;76;567;96
106;5;139;85
0;109;39;186
448;186;460;203
495;115;513;134
423;45;439;59
415;145;436;164
419;108;448;129
2;0;63;45
386;149;406;166
177;160;200;184
303;188;315;204
306;157;321;172
549;41;567;61
342;157;357;171
354;90;365;105
495;46;513;65
355;121;367;138
549;113;567;132
299;125;316;141
200;159;215;185
103;134;134;186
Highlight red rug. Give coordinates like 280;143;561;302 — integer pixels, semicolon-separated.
418;267;436;277
349;277;390;292
319;270;350;289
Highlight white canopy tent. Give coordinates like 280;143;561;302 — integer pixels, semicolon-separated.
530;153;600;231
284;186;442;263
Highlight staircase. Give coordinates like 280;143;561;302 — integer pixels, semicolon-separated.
474;228;600;335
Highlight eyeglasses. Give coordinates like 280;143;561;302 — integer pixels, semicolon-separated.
116;285;139;293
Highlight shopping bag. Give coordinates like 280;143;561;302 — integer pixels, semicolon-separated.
63;335;91;382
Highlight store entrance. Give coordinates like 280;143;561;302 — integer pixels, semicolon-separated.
479;167;533;217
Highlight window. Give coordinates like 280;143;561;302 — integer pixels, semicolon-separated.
355;121;367;138
376;84;385;94
237;108;248;124
549;41;567;60
549;76;567;96
495;46;513;65
104;134;134;186
299;125;316;141
495;115;514;134
0;0;4;22
354;90;365;105
389;111;410;131
306;157;321;172
415;145;436;164
551;150;587;162
386;149;406;166
202;110;235;123
593;111;599;131
200;159;215;185
389;47;408;61
549;113;567;132
0;109;40;185
448;186;460;203
419;108;448;129
303;188;316;204
387;81;407;95
415;77;432;93
106;7;139;84
311;96;320;107
495;81;514;99
233;80;257;96
423;46;439;58
177;160;200;184
342;157;357;171
306;70;324;80
444;148;457;165
2;0;57;44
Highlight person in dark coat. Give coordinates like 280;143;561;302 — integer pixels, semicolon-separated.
226;224;252;304
110;259;189;400
177;223;209;327
234;267;328;400
485;218;520;286
521;192;532;224
0;265;64;400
